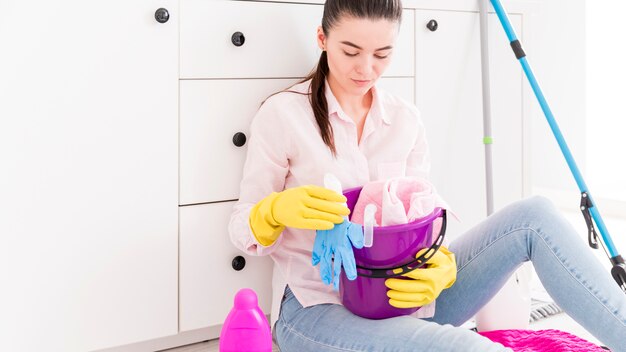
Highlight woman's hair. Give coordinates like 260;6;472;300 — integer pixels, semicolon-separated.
268;0;403;156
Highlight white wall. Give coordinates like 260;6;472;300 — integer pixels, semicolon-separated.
528;0;626;216
526;0;626;289
586;0;626;202
584;0;626;259
525;0;587;194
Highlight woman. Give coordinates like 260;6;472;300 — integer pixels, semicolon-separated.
229;0;626;350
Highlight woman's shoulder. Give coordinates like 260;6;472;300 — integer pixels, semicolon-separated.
261;80;311;110
253;80;312;124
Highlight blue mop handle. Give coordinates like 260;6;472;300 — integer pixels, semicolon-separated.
490;0;619;257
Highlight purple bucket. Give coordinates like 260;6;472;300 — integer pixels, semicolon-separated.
339;186;447;319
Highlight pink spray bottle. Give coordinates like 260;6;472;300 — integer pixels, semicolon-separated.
219;288;272;352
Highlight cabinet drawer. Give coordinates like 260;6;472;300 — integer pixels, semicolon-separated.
180;0;414;78
179;79;299;205
179;202;273;332
180;0;322;79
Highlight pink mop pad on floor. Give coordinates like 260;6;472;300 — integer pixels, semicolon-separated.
478;329;608;351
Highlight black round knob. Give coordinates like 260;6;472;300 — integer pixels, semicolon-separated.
231;32;245;47
155;8;170;23
426;19;438;32
232;256;246;271
232;132;247;147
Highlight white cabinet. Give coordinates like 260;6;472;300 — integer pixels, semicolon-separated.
415;10;526;238
1;0;532;351
0;1;179;351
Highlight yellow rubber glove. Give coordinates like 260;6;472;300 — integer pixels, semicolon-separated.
249;185;350;246
384;246;457;308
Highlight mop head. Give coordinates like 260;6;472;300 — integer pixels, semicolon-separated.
478;329;607;351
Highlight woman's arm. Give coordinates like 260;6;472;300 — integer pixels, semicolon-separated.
229;98;291;256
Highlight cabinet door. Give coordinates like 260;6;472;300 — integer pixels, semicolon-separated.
179;203;273;333
179;79;299;205
415;10;524;237
0;1;178;351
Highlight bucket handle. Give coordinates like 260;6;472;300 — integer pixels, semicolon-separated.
355;209;447;279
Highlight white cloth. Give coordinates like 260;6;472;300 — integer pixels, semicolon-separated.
351;176;451;226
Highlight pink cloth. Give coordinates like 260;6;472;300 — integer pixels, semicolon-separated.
478;329;607;352
229;79;437;328
350;176;447;226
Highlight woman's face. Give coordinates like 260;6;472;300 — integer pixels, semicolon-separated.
317;16;399;97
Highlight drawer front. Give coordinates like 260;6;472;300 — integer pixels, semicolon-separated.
179;202;273;332
179;78;299;205
180;77;413;205
180;0;322;79
180;0;414;78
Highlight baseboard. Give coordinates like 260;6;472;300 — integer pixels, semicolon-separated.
94;326;219;352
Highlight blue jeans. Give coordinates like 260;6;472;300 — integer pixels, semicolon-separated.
275;196;626;351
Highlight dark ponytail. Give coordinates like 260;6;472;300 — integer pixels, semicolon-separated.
307;51;335;154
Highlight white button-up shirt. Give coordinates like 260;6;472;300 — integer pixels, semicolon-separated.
229;79;435;328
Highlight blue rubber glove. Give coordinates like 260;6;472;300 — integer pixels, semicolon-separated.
312;219;364;290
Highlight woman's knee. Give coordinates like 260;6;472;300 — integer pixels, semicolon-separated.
509;195;561;226
512;195;576;246
519;195;557;215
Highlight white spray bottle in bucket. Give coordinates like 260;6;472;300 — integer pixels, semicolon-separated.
363;204;376;247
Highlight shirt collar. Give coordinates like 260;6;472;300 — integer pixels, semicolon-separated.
323;79;391;125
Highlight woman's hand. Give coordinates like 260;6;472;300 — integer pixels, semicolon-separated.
384;246;457;308
249;185;350;246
